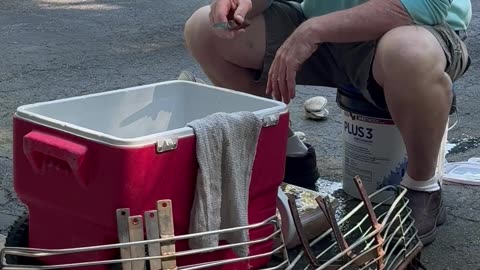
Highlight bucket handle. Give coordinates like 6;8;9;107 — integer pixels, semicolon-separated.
23;131;88;188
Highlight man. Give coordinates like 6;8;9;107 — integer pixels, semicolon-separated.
183;0;472;246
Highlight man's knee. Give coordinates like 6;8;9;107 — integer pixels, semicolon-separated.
184;6;212;56
375;26;447;82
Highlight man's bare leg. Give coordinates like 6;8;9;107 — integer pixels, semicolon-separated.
184;6;268;97
374;26;451;184
373;26;451;245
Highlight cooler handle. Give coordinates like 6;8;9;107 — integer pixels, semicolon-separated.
23;131;88;187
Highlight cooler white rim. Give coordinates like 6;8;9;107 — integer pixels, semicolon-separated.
14;80;288;148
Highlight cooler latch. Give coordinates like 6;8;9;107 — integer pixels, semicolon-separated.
156;138;178;153
262;114;279;127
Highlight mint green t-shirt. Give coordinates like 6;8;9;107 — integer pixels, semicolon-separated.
301;0;472;31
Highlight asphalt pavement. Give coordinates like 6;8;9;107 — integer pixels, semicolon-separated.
0;0;479;269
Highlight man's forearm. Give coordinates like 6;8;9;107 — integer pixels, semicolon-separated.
308;0;412;44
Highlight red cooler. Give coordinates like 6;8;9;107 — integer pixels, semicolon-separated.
12;81;289;269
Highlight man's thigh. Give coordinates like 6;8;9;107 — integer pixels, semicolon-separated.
423;24;471;83
365;24;472;110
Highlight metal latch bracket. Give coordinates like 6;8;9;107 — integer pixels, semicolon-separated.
156;138;178;153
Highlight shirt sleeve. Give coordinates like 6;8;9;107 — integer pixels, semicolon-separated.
400;0;453;25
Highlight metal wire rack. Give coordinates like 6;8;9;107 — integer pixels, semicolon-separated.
284;176;423;270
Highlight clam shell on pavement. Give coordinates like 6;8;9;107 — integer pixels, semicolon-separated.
304;96;329;120
304;96;327;113
306;108;329;120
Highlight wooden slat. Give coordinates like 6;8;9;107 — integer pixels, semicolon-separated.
116;209;132;270
145;210;162;270
157;200;177;270
128;215;146;270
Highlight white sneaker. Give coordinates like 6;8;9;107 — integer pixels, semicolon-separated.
294;131;306;143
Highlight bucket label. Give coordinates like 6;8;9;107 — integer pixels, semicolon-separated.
342;112;407;196
344;122;373;141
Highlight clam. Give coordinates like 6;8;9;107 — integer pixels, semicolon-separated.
304;96;329;120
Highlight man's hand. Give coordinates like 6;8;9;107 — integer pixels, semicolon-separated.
266;21;318;104
210;0;253;39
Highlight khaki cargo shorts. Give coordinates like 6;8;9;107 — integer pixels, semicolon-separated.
256;0;472;110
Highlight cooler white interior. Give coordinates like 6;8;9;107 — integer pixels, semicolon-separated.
15;81;287;146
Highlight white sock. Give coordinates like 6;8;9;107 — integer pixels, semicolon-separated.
400;173;441;192
287;134;308;157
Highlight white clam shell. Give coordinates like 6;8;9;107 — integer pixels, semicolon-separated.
304;96;328;113
305;108;329;120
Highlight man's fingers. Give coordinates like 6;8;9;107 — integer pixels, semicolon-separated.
266;58;275;96
233;0;252;24
286;66;296;100
277;58;289;104
266;70;274;97
210;1;235;39
267;68;279;100
273;72;282;102
212;0;231;24
269;49;286;102
268;58;281;101
266;71;272;96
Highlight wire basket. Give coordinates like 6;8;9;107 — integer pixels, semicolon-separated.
284;176;424;270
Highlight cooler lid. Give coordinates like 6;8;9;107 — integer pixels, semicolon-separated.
15;81;288;147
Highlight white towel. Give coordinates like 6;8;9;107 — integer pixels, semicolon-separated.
187;111;263;257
